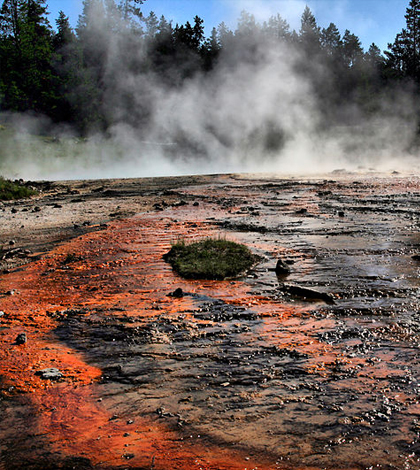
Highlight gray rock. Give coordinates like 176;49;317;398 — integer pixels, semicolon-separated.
36;368;63;380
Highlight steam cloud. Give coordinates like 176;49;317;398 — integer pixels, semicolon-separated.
0;4;419;181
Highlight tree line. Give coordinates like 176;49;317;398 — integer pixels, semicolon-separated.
1;0;420;135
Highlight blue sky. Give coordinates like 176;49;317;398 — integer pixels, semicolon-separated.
46;0;408;53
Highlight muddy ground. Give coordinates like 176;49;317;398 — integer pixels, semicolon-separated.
0;172;419;470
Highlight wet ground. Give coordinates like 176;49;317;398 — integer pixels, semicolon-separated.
0;173;420;469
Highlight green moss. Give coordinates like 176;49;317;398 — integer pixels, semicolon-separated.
0;177;38;201
164;238;259;280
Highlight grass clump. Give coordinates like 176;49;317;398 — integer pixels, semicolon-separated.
0;177;38;201
163;238;259;280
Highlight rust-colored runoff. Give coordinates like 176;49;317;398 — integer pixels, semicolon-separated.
1;175;420;470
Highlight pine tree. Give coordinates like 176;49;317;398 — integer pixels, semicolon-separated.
51;11;80;122
202;26;220;70
385;0;420;81
321;23;342;56
263;14;291;42
0;0;55;113
342;29;364;68
299;6;321;55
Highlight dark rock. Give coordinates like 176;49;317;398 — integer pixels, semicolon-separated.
172;200;188;207
33;206;41;213
168;288;184;298
193;202;200;207
275;259;291;275
338;211;345;217
153;201;168;211
15;333;27;345
11;208;17;214
92;186;105;193
412;255;420;261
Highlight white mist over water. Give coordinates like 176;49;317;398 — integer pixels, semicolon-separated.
1;5;419;181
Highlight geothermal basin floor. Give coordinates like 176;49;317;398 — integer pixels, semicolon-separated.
0;172;420;470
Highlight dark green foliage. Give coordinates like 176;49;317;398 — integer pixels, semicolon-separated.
163;238;259;280
0;177;38;200
0;0;57;114
385;0;420;81
299;6;321;56
0;0;419;140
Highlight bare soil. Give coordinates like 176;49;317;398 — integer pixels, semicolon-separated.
0;172;420;470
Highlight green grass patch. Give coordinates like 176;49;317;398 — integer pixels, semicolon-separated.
0;177;38;201
163;238;259;280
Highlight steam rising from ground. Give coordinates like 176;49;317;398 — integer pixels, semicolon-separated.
0;9;419;181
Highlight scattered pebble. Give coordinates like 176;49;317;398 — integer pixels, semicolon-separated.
15;333;27;345
168;287;184;298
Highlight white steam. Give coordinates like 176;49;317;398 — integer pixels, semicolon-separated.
0;5;419;181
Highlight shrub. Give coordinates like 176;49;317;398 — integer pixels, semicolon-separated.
0;177;38;201
164;238;259;280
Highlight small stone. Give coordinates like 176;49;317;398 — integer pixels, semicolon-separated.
15;333;27;345
275;259;291;275
33;206;41;213
11;208;17;214
9;240;15;246
412;254;420;261
168;288;184;298
35;368;63;380
338;211;345;217
173;200;188;207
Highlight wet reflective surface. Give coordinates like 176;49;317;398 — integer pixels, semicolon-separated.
1;174;420;469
